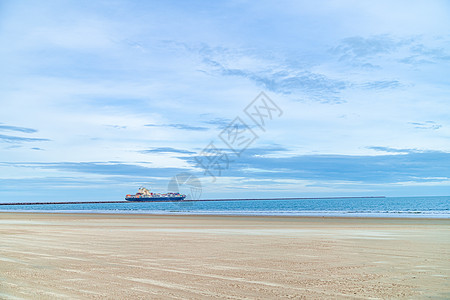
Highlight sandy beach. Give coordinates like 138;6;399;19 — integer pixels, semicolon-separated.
0;213;448;299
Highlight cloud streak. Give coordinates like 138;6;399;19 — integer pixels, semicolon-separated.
0;124;38;133
409;121;442;130
0;134;50;143
140;147;195;154
2;162;187;177
145;123;209;131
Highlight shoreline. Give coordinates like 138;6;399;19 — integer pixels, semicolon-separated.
0;210;448;220
1;211;450;225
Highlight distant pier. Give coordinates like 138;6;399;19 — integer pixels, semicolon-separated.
0;196;386;206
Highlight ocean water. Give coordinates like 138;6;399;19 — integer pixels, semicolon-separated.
0;196;449;218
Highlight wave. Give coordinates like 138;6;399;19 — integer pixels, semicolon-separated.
2;208;448;218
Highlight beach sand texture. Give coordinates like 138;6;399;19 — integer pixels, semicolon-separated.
0;213;449;299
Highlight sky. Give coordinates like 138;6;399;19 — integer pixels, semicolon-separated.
0;0;449;202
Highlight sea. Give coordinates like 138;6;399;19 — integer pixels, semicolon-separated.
0;196;449;218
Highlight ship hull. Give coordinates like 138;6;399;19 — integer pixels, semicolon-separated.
125;196;185;202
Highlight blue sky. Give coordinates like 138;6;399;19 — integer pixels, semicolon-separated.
1;0;449;202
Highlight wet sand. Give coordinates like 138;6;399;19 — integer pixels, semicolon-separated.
0;213;449;299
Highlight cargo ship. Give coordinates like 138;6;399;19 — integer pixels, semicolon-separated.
125;187;186;202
